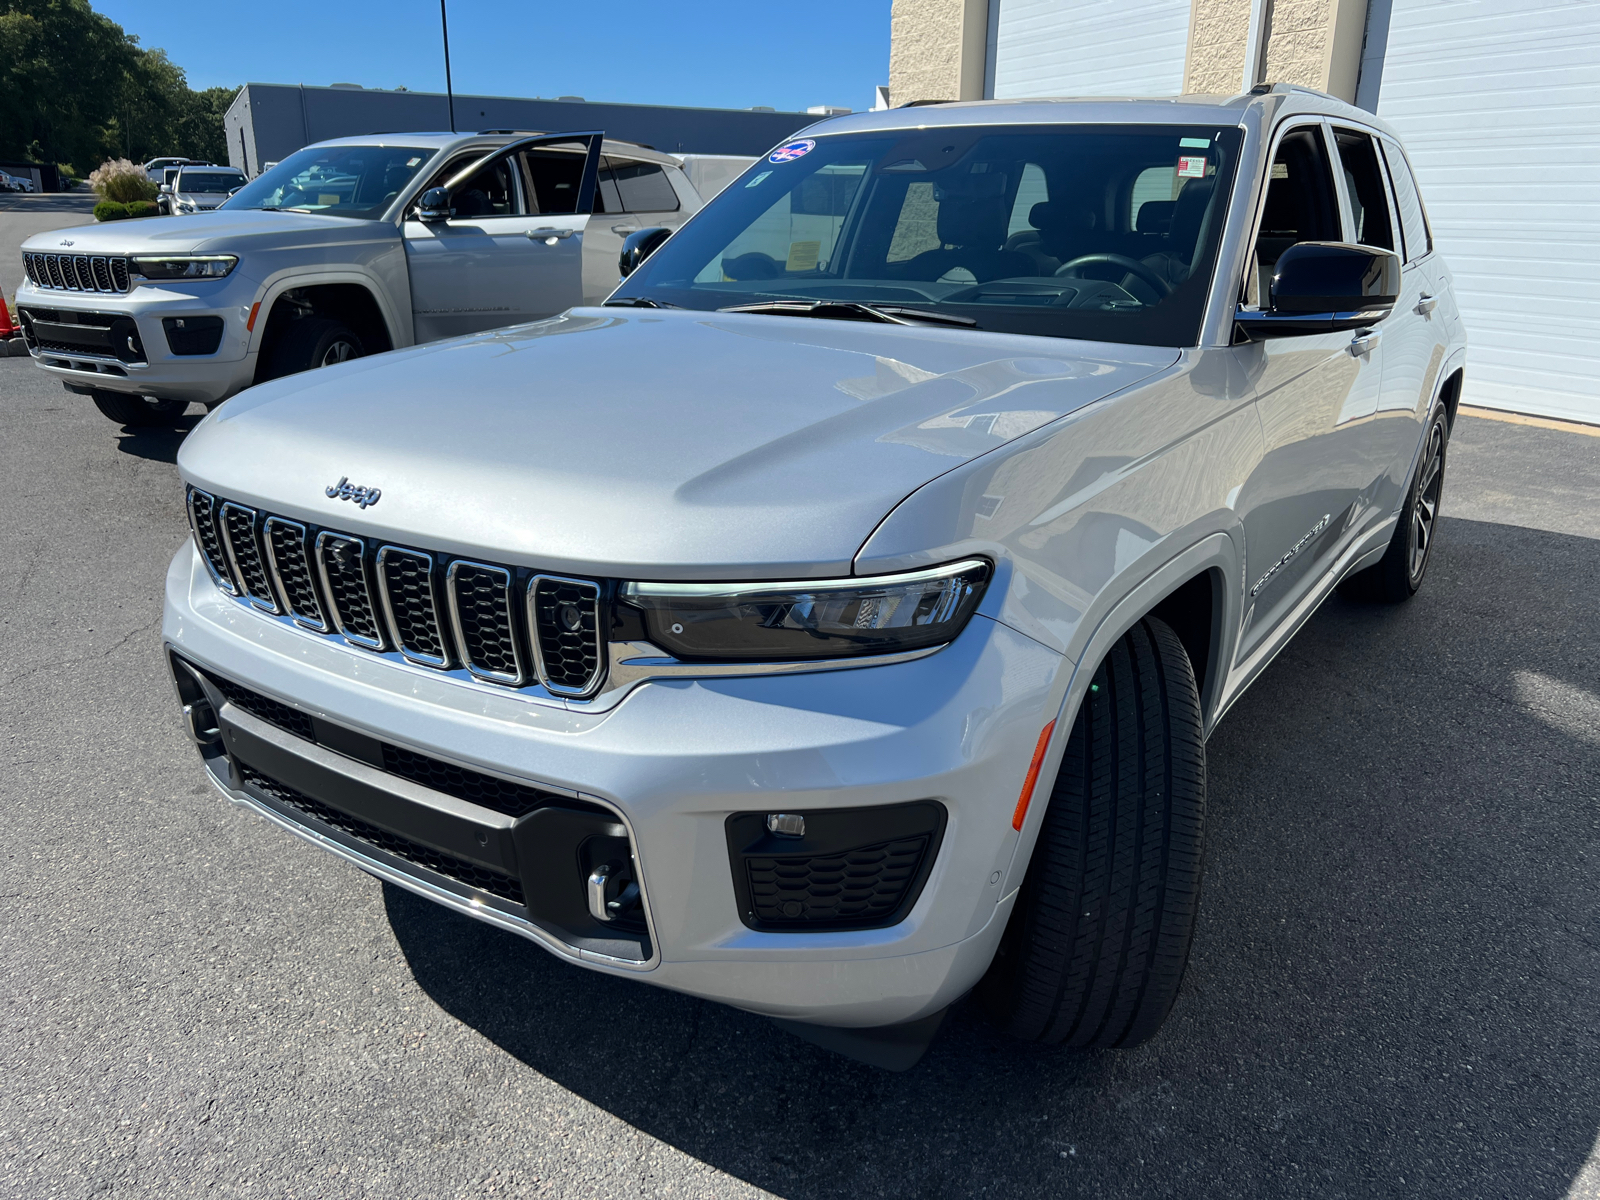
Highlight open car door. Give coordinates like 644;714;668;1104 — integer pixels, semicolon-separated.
404;132;603;342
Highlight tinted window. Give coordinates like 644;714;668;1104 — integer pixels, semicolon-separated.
177;170;245;193
520;148;586;214
1334;129;1395;251
1251;126;1341;304
1382;139;1432;262
612;124;1244;348
594;159;624;214
448;157;521;218
613;160;680;212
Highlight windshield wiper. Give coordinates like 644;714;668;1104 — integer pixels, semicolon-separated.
717;300;978;328
602;297;681;309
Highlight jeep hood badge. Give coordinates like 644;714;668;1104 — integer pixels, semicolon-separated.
325;476;381;509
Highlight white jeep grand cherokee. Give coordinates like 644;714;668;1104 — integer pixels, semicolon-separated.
17;131;699;428
163;86;1464;1069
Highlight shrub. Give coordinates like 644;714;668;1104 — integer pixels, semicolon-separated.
88;158;157;204
127;200;159;218
94;200;130;221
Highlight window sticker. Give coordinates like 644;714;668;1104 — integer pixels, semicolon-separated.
1177;156;1207;179
785;240;821;272
769;139;816;164
406;157;423;167
745;170;772;188
1179;137;1210;149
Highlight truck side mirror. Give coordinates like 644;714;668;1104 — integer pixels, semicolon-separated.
1235;242;1400;338
416;186;454;222
619;227;672;277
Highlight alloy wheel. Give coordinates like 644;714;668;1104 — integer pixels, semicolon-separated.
320;339;356;367
1408;421;1445;582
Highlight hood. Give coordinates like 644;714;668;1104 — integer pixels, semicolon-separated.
179;309;1177;579
22;210;389;256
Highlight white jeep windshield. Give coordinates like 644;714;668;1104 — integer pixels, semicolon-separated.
225;144;437;219
611;124;1242;346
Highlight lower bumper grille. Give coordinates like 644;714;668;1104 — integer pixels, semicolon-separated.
238;760;527;905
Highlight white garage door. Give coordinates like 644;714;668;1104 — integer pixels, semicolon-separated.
991;0;1191;98
1377;0;1600;423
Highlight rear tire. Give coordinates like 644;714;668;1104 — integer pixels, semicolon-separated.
979;616;1206;1048
261;317;364;381
90;390;187;427
1338;407;1449;604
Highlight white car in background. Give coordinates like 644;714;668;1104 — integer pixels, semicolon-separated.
0;169;35;193
16;131;703;427
162;165;248;214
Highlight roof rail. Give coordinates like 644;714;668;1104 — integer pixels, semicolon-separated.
1251;82;1342;101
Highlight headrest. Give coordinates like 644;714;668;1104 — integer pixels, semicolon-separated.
1170;176;1216;251
936;194;1009;248
1029;201;1096;235
1135;200;1175;233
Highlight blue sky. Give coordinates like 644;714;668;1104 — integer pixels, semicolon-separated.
94;1;892;115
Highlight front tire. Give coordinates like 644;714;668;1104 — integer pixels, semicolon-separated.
261;317;364;381
980;616;1206;1049
1338;407;1449;604
90;390;187;427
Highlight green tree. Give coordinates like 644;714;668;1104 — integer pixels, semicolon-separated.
0;0;236;175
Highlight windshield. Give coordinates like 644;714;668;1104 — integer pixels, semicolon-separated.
177;170;245;194
611;124;1242;346
225;144;438;218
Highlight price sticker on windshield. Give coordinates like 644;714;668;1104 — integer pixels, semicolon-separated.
769;139;816;164
1177;155;1207;178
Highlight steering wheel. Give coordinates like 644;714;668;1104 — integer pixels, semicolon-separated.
1055;253;1172;298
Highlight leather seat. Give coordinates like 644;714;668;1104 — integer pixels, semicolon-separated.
1141;177;1215;288
901;193;1034;282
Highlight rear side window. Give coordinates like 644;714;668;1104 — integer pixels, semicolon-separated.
1382;139;1433;262
1333;129;1395;251
1130;164;1180;231
612;160;680;212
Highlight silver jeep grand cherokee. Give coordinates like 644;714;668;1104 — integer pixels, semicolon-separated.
163;85;1465;1066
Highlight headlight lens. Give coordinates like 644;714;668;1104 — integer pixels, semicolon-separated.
621;558;991;661
131;254;237;280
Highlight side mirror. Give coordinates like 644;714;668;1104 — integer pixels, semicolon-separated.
159;184;173;194
416;186;454;222
619;226;672;277
1235;242;1400;338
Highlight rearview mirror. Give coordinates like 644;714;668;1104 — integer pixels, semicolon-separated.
1235;242;1400;338
416;186;454;222
619;226;672;277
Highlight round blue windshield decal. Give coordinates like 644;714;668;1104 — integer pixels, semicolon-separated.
768;139;816;164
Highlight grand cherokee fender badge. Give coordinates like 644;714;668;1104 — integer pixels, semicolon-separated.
1250;513;1330;597
325;476;381;509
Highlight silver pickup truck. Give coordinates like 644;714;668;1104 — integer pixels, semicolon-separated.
16;131;700;427
163;86;1465;1069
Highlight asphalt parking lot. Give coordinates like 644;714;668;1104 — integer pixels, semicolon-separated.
2;345;1597;1198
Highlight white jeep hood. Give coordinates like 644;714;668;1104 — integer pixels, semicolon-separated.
21;209;390;257
179;308;1176;579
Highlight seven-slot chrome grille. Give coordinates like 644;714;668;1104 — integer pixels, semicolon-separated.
187;486;607;697
23;252;132;294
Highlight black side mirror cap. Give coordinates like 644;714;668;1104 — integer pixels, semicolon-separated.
619;226;672;277
416;186;454;222
1235;241;1400;338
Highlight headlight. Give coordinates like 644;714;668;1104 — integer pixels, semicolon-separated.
621;558;991;661
130;255;237;280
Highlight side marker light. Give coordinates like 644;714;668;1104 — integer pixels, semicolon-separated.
246;301;261;332
1011;719;1057;832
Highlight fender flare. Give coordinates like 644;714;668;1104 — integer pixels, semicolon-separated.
246;269;408;359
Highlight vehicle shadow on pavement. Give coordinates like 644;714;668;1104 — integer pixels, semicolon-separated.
111;411;205;463
389;513;1600;1200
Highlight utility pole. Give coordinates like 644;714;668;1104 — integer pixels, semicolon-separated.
440;0;456;133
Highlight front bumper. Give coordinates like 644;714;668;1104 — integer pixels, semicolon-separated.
16;275;260;405
164;542;1065;1027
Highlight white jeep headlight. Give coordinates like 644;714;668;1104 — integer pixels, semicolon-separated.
620;559;991;661
131;254;237;280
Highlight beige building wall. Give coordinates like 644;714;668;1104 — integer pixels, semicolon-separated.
889;0;990;106
889;0;1371;105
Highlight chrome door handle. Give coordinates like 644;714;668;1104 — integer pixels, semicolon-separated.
1348;330;1381;357
610;223;639;235
1415;294;1438;316
526;227;576;241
